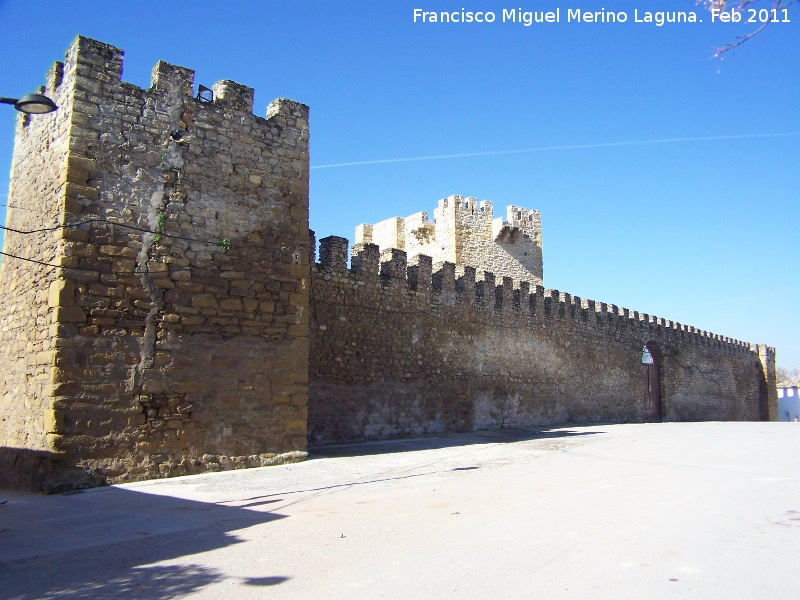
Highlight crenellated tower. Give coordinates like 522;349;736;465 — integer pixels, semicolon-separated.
0;35;777;492
0;36;310;490
355;195;543;287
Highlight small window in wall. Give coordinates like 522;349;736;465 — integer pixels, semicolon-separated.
642;346;654;365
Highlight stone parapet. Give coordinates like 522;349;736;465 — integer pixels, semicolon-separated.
308;238;771;444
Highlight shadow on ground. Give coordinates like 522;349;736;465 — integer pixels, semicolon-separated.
0;486;289;599
308;426;605;458
0;447;106;493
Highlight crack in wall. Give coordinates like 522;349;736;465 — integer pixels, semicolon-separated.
677;361;725;391
133;186;167;378
129;84;187;396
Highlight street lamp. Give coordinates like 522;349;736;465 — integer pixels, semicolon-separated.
0;93;58;114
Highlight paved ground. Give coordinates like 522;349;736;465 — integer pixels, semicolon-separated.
1;422;799;599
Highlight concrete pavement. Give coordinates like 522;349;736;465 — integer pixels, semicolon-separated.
1;422;799;599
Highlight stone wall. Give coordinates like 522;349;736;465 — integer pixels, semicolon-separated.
308;236;774;445
0;61;71;457
356;195;543;287
0;35;777;492
0;37;310;491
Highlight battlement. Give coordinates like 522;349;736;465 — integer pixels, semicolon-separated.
2;34;775;491
438;195;493;216
315;236;752;354
435;196;541;235
0;35;311;489
502;205;541;237
355;195;544;287
50;36;309;123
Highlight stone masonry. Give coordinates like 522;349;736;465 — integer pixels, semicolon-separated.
0;37;310;491
356;196;543;287
308;234;775;444
0;36;776;491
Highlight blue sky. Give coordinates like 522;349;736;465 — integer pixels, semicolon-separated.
1;0;798;368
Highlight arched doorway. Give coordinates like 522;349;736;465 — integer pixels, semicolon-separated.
641;342;662;422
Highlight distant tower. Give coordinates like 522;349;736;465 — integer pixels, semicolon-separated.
355;195;543;286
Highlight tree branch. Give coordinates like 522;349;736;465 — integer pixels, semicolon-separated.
700;0;799;59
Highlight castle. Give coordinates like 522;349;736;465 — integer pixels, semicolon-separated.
355;198;543;287
0;38;777;492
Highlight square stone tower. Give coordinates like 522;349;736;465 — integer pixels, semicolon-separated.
0;37;310;491
355;195;543;286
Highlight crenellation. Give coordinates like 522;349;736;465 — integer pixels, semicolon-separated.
506;205;541;235
1;35;777;492
498;277;514;311
1;36;310;491
407;254;432;293
150;61;195;97
350;242;380;277
319;236;348;270
212;80;254;113
309;230;317;264
380;248;407;280
516;281;531;312
559;293;570;315
477;271;496;310
454;266;476;308
432;261;456;297
573;296;584;318
46;61;64;93
359;195;543;288
543;292;554;316
65;37;124;84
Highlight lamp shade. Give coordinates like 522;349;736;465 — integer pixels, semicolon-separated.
14;94;58;114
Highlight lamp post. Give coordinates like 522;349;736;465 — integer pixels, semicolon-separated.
0;93;58;114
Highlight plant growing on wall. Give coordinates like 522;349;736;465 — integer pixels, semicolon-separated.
154;210;166;242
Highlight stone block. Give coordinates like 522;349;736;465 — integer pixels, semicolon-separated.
219;298;243;311
53;306;86;323
48;279;75;308
191;294;219;309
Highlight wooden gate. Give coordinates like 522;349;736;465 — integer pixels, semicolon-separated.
643;362;661;422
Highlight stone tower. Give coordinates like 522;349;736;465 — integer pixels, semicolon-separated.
355;195;543;286
0;37;310;491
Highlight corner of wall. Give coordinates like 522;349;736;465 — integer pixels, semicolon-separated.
756;344;778;421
